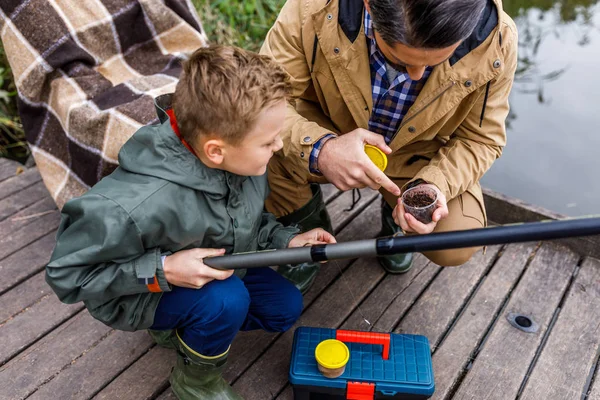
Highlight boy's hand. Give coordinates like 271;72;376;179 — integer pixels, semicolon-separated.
288;228;337;248
163;248;233;289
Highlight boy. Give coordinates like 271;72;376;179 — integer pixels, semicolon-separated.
45;45;335;399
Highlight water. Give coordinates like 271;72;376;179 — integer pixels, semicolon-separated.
481;1;600;217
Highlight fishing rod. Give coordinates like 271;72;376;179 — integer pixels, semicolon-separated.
203;216;600;270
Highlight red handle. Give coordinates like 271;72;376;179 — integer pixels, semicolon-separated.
336;330;390;360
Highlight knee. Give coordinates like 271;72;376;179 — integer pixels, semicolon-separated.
282;288;304;329
424;246;480;267
192;278;250;328
266;287;304;332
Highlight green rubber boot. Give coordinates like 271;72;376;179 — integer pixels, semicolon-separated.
378;202;413;274
147;329;176;350
170;332;242;400
277;184;333;294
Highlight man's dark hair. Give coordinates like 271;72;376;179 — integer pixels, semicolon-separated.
369;0;486;49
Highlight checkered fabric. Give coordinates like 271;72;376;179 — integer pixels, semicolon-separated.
0;0;208;208
364;11;431;143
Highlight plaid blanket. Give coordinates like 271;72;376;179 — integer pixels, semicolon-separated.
0;0;207;208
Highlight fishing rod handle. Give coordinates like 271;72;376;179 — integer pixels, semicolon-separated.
203;239;377;270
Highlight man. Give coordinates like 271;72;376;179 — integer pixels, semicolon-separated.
261;0;518;293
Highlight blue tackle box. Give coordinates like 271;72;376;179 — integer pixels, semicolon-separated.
289;327;435;399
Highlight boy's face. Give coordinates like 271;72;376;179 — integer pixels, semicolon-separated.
217;99;286;176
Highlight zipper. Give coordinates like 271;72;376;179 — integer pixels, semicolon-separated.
399;80;456;130
479;80;492;127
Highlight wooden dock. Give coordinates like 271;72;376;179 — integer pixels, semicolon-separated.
0;157;599;400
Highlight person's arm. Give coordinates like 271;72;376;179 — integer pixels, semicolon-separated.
45;194;171;304
256;211;301;250
405;23;518;200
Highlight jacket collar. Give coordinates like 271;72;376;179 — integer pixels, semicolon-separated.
311;0;506;130
116;93;246;195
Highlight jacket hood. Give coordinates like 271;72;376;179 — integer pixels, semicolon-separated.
116;94;233;195
449;0;500;65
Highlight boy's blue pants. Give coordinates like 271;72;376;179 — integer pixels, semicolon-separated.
150;267;303;356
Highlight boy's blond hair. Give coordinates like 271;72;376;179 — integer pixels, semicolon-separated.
173;45;290;146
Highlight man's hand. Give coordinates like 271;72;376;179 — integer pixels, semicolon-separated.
163;248;234;289
288;228;337;248
317;128;401;196
392;183;449;234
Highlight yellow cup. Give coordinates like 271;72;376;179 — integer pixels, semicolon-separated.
364;145;388;171
315;339;350;378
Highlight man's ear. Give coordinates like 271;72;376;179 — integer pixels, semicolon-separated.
203;138;226;165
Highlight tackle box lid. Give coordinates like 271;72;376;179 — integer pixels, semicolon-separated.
289;327;435;396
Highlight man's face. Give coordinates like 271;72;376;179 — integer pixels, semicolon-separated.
218;99;286;176
373;30;461;81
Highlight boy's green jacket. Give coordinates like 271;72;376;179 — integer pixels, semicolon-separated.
46;94;299;332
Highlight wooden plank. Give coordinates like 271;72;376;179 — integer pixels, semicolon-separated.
452;243;579;400
0;158;23;183
329;187;378;234
93;346;175;400
28;330;153;400
429;242;537;399
0;166;42;201
519;257;600;400
0;207;60;263
232;258;387;398
0;312;112;399
0;196;56;240
155;389;177;400
339;253;435;331
321;183;339;204
0;271;50;324
589;374;600;400
275;386;293;400
0;231;56;295
483;187;600;259
0;293;83;365
373;246;501;345
0;181;51;222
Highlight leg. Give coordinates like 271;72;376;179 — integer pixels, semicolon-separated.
151;277;250;356
267;153;332;293
151;278;249;400
423;190;485;266
240;267;303;332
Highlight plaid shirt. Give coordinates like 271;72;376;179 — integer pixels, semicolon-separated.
309;11;431;173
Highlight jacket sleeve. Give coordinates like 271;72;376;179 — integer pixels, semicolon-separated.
406;24;518;200
260;0;333;174
256;212;300;250
45;194;171;304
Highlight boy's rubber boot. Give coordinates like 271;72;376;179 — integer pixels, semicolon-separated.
276;184;333;294
147;329;176;349
378;202;413;274
170;332;242;400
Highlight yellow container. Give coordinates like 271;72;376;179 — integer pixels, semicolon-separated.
364;145;388;171
315;339;350;378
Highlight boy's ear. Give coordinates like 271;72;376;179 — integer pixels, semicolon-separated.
203;138;226;165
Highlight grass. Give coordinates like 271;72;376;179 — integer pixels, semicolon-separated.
0;0;285;164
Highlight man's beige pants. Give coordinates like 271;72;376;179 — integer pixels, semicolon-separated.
265;153;485;267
